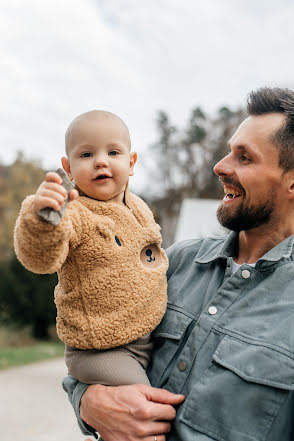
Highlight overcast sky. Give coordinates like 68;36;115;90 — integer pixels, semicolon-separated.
2;0;294;191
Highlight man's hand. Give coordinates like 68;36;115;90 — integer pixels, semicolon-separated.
80;384;185;441
33;171;78;214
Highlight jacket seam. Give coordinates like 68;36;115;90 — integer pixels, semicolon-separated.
213;325;294;359
166;303;199;320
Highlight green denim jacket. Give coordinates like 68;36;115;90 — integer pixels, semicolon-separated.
63;232;294;441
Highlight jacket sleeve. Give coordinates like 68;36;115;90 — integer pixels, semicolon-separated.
14;195;76;274
62;375;98;439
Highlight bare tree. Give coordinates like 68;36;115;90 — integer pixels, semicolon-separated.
142;106;246;246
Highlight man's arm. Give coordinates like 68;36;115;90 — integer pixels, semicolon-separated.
62;375;97;438
63;376;185;441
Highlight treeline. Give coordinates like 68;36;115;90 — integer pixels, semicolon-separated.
0;153;57;339
145;105;245;246
0;105;244;339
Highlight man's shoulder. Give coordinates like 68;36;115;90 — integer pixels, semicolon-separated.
166;234;229;269
167;234;228;258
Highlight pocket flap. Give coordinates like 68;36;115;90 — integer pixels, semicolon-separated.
153;307;193;340
213;335;294;390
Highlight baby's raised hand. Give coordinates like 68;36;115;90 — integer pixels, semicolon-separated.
34;171;78;215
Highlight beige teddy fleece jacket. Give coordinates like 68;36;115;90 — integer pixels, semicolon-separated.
14;189;168;349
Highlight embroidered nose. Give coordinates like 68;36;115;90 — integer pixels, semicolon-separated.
146;249;155;262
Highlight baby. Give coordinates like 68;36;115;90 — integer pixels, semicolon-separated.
14;110;168;386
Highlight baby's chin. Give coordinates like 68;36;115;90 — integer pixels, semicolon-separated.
75;186;85;197
75;185;127;204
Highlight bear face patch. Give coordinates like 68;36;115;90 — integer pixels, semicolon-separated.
140;244;162;268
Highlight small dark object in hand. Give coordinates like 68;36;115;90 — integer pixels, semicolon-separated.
38;168;75;226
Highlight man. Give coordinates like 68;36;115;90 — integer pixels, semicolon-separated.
64;87;294;441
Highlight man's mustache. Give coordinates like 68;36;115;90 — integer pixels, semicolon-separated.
219;177;244;193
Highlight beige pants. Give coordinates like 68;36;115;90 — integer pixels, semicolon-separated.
65;334;153;386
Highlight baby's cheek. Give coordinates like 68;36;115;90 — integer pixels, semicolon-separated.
140;244;162;268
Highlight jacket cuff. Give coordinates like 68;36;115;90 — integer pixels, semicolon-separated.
21;195;70;235
62;375;98;439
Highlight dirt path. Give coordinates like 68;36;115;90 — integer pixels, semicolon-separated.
1;358;90;441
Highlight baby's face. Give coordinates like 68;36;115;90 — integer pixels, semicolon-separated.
62;114;136;204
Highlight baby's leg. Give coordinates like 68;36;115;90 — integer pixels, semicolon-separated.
65;334;153;386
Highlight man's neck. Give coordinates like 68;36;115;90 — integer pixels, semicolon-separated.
235;224;294;264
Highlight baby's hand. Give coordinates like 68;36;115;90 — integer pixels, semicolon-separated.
34;172;78;215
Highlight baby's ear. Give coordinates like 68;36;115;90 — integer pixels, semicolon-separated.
129;151;137;176
61;157;72;180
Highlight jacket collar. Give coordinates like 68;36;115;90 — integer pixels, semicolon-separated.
195;231;294;268
75;182;131;211
195;232;237;264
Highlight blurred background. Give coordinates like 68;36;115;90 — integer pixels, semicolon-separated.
1;0;294;438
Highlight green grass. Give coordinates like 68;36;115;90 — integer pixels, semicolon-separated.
0;342;64;370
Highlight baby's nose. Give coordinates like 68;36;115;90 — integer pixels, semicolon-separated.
94;153;109;167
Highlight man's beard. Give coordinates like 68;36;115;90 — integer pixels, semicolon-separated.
217;193;276;232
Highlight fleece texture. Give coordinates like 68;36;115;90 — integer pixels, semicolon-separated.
14;189;168;349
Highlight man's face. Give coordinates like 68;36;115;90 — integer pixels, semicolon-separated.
213;113;287;232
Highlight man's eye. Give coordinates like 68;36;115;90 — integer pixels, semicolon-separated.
109;150;118;156
240;154;250;162
81;152;92;158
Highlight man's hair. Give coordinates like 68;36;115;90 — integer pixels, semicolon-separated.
247;87;294;172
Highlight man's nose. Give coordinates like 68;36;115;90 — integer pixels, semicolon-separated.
213;154;232;177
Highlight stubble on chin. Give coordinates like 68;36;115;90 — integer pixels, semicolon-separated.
216;197;276;232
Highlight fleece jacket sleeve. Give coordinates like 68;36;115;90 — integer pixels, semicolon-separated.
14;195;74;274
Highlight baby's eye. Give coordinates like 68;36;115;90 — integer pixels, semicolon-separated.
80;152;92;158
109;150;118;156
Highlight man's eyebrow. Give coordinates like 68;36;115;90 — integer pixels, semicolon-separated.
228;141;254;154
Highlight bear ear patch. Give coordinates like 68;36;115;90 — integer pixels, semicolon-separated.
115;235;121;246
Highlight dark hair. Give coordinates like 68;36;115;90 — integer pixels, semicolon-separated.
247;87;294;172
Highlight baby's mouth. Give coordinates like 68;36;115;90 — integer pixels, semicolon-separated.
95;175;111;180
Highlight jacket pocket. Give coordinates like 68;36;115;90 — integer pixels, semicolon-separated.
180;334;294;441
148;306;194;387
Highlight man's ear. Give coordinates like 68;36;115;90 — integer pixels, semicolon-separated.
287;172;294;200
289;182;294;199
61;157;72;180
129;152;137;176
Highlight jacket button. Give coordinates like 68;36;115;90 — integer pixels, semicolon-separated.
178;361;187;371
241;269;251;279
208;306;217;315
